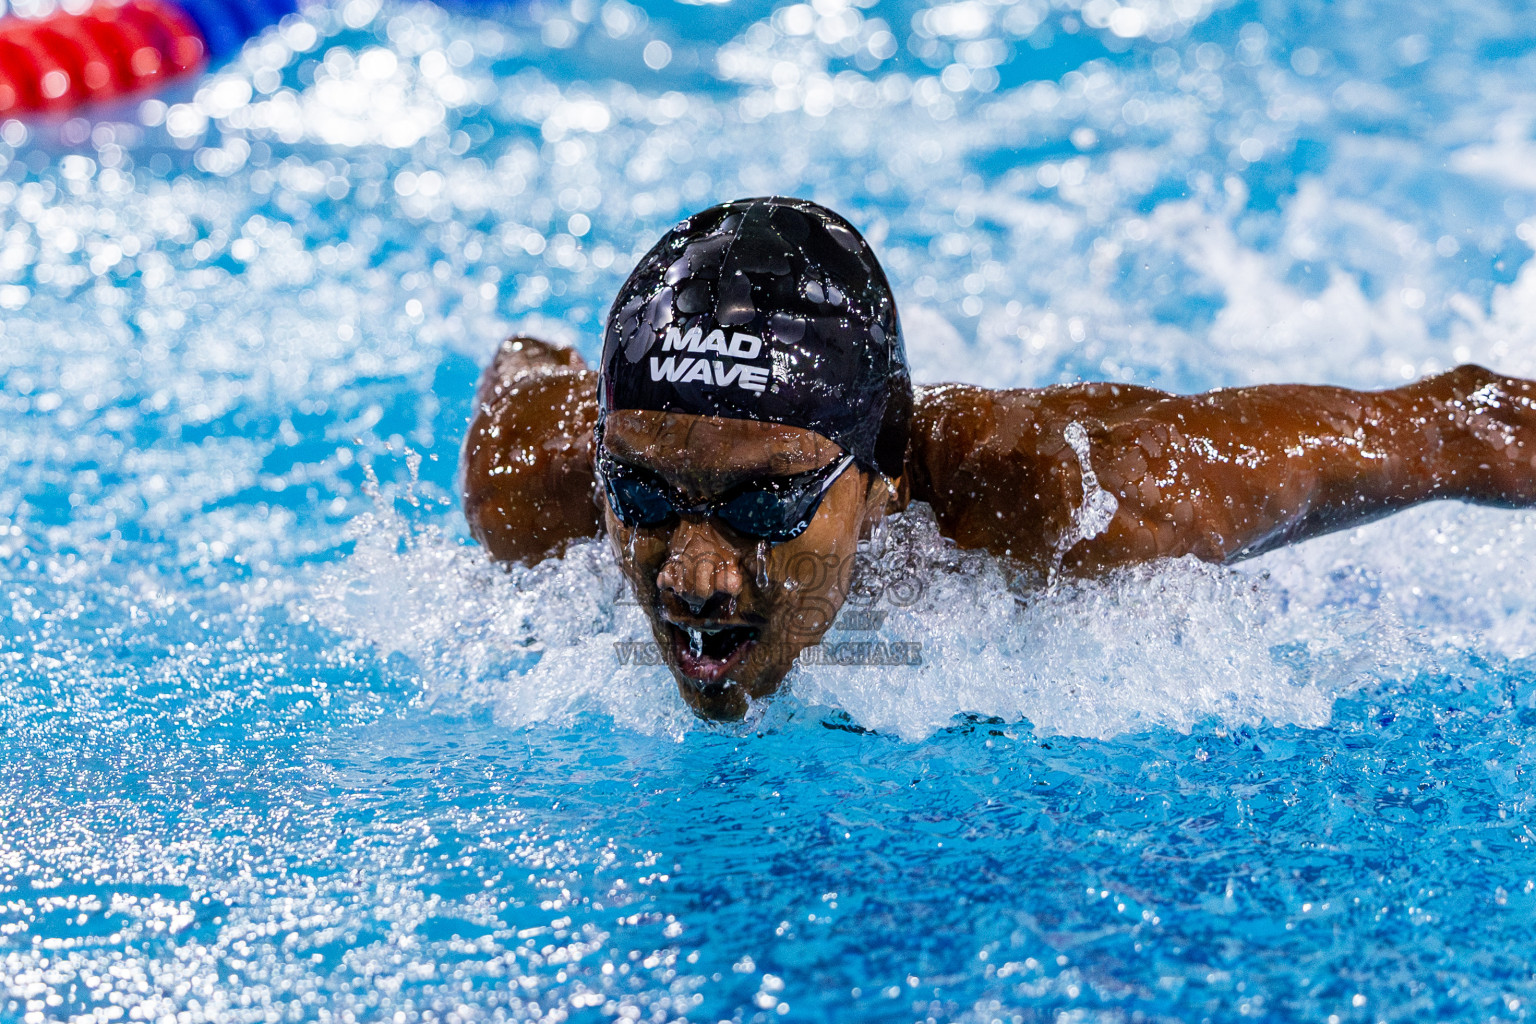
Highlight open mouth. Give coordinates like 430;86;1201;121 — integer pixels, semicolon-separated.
666;621;761;685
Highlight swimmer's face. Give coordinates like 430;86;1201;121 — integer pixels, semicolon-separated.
600;411;896;720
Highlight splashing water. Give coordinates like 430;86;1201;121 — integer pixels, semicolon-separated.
317;497;1345;741
1056;419;1120;557
8;0;1536;1019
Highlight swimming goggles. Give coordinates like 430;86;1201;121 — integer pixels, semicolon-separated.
595;444;855;543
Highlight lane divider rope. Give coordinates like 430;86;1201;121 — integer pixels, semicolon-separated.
0;0;296;114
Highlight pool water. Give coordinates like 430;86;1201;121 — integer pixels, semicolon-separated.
6;0;1536;1019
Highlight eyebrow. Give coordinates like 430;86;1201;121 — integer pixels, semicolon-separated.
603;446;837;496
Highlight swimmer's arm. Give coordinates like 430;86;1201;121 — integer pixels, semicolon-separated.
909;367;1536;573
460;337;602;564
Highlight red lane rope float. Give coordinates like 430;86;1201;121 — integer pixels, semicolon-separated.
0;0;205;115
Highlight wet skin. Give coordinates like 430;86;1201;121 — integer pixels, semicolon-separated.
462;336;1536;717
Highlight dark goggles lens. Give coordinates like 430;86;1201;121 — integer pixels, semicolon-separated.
606;476;674;527
599;452;854;542
715;488;803;539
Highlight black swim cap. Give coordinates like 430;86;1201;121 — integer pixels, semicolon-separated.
599;196;911;479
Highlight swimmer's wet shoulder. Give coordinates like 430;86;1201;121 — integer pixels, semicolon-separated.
907;381;1171;569
459;195;1536;719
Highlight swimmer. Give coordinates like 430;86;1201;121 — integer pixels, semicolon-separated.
461;196;1536;719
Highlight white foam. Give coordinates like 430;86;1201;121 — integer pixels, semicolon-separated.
790;507;1367;741
313;499;1436;742
1243;502;1536;660
307;502;698;739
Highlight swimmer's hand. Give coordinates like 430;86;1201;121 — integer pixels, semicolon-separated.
909;365;1536;574
462;337;601;564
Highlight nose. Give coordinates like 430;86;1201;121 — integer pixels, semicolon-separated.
656;519;744;615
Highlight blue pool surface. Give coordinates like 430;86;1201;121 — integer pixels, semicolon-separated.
7;0;1536;1020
